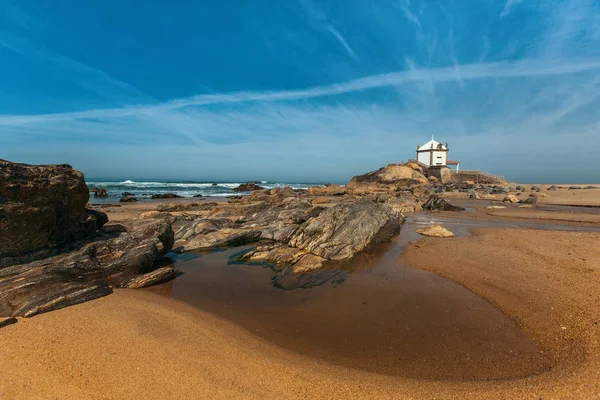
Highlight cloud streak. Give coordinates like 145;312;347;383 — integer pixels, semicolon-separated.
2;57;600;126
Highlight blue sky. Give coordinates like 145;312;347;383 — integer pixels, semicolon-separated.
1;1;599;183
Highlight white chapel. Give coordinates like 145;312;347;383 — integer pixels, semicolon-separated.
416;137;460;170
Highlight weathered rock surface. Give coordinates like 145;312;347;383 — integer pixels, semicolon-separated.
0;159;92;260
422;195;465;212
289;200;403;260
416;224;455;238
308;184;346;196
0;317;17;328
232;182;265;192
120;195;138;202
0;218;176;317
503;194;519;203
345;163;429;194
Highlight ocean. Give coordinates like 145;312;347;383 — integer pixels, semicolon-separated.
86;179;323;203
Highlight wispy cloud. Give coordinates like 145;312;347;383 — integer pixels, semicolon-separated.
325;25;359;61
500;0;523;18
0;31;154;105
2;57;600;126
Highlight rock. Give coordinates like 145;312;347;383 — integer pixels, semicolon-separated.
122;192;135;197
503;194;519;203
123;266;179;289
232;182;265;192
569;186;582;190
0;159;92;261
156;202;206;212
583;186;598;190
345;163;429;194
531;185;540;191
422;195;465;211
520;197;537;205
85;208;109;230
312;198;331;205
289;200;402;261
547;185;558;191
487;206;506;209
468;190;480;199
515;185;525;191
90;188;109;198
428;176;439;183
193;194;204;197
308;184;346;196
415;224;454;238
120;195;138;202
0;317;17;328
0;218;175;317
140;211;172;219
151;193;182;199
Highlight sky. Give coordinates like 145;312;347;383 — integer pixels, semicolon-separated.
0;0;599;183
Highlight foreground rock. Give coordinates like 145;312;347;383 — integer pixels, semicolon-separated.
0;159;93;260
0;218;176;318
289;200;403;260
416;224;455;238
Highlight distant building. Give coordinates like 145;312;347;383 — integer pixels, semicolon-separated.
416;136;460;170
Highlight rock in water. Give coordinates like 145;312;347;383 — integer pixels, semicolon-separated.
232;182;265;192
289;200;403;260
151;193;182;199
0;159;91;259
415;224;455;238
422;195;466;211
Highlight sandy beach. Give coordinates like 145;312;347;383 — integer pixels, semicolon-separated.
2;187;600;399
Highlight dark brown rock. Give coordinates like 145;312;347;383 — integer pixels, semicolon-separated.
151;193;182;199
120;195;138;202
90;188;109;198
0;317;17;328
0;218;176;317
0;159;91;260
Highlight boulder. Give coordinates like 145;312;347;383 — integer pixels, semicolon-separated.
151;193;182;199
0;159;92;260
422;195;465;211
415;224;455;238
0;218;176;317
90;188;109;198
232;182;265;192
503;194;519;203
120;195;138;202
289;200;402;261
547;185;558;191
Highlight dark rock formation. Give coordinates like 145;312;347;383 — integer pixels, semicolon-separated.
0;159;92;260
0;218;176;317
0;317;17;328
422;195;466;211
232;182;265;192
90;188;109;198
120;195;138;202
151;193;182;199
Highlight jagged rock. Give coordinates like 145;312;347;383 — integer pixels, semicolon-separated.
151;193;182;199
345;163;429;194
312;198;331;205
0;159;92;260
416;224;454;238
422;195;465;211
85;208;109;230
308;184;346;196
232;182;265;192
90;188;109;198
156;202;207;212
288;200;402;261
0;218;176;318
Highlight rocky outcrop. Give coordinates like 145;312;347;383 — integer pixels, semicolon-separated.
345;163;429;194
0;218;176;317
307;184;346;196
90;188;109;198
232;182;265;192
0;159;92;260
422;195;465;212
120;195;138;202
289;200;403;260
